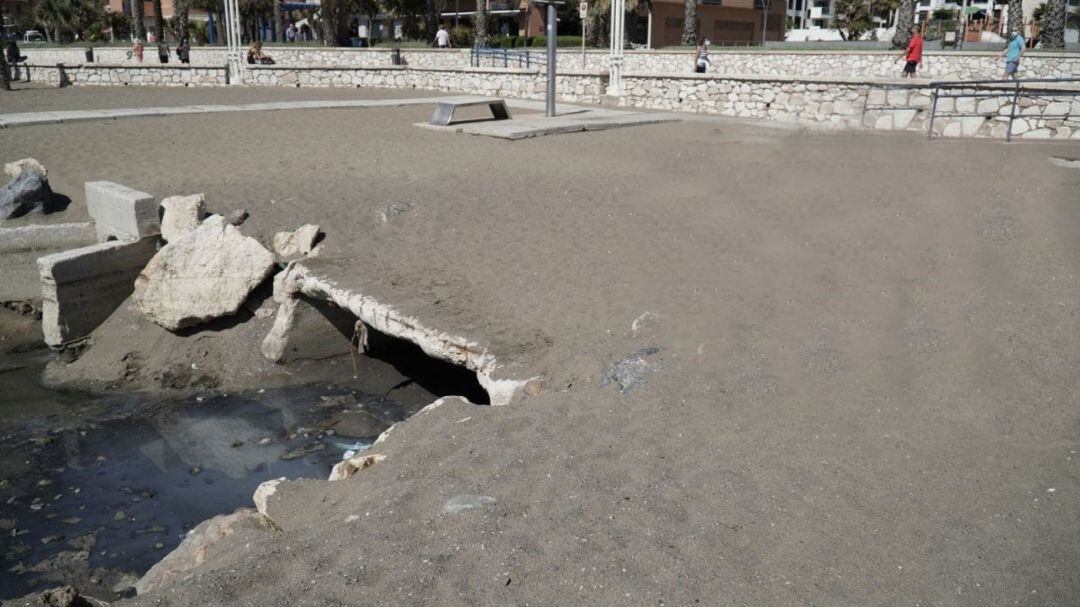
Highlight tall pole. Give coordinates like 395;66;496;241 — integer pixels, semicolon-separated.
545;2;557;116
607;0;623;95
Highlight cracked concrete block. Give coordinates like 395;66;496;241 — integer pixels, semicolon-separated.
85;181;159;242
0;222;97;302
38;237;158;347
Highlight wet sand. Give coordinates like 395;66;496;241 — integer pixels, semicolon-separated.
2;87;1080;605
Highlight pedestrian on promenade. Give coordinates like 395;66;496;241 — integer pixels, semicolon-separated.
1001;30;1024;79
286;25;297;43
694;38;711;74
435;25;451;48
177;36;191;64
132;39;144;63
158;40;170;64
896;26;923;78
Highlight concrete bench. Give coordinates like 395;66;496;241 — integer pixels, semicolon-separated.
430;97;512;126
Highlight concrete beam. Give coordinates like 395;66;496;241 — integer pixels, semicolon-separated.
84;181;159;242
38;237;159;347
0;222;97;303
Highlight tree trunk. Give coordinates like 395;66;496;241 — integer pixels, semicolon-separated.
475;0;489;46
1039;0;1066;47
133;0;146;40
152;0;165;41
681;0;697;45
273;0;282;42
1007;0;1023;36
891;0;914;48
176;0;190;41
426;0;438;41
320;0;340;45
1;47;10;91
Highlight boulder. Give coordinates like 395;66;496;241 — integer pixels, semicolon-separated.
272;224;321;260
0;170;54;220
159;194;206;243
133;215;276;331
135;509;258;595
4;157;47;179
252;477;286;517
328;453;386;481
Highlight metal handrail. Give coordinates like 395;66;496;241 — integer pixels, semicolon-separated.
926;77;1080;142
469;47;545;69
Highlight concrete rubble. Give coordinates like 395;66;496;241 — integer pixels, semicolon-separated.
260;295;356;362
84;181;159;242
0;222;97;303
272;223;321;260
133;215;276;331
4;157;47;179
38;238;159;347
159;193;206;243
328;453;386;481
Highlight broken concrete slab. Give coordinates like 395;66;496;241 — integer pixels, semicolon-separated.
84;181;159;242
328;453;386;481
133;215;276;331
160;194;206;243
1;170;55;220
260;295;355;363
38;237;159;347
272;224;321;260
0;222;98;303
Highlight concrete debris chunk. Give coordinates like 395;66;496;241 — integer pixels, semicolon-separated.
160;194;206;243
225;208;249;226
252;477;286;518
272;224;322;260
133;215;276;331
601;346;662;393
328;453;386;481
1;170;54;220
442;494;497;515
135;509;258;596
4;157;47;179
84;181;158;242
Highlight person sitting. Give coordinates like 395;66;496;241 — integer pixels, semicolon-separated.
247;41;275;65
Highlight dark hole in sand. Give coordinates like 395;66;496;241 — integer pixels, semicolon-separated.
362;325;490;406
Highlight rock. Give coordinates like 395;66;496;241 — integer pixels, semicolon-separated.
601;347;662;393
252;477;286;518
38;585;93;607
328;453;386;481
159;194;206;243
136;505;260;591
279;442;326;460
0;170;54;220
272;224;321;260
442;494;497;515
4;157;47;179
225;208;249;226
133;215;276;331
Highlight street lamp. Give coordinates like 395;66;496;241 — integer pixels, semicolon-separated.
533;0;564;116
607;0;624;95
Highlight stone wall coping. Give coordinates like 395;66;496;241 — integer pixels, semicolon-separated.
199;46;1080;58
622;71;935;86
22;62;228;70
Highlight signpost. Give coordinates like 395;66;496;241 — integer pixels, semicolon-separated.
580;1;587;69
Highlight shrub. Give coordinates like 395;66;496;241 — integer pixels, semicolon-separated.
450;25;473;47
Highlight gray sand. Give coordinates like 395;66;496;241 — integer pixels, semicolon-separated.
1;88;1079;605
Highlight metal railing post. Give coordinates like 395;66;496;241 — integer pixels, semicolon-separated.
927;86;939;140
1005;79;1020;143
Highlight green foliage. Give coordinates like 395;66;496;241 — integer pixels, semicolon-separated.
489;35;583;48
931;7;956;20
450;25;473;47
188;20;210;44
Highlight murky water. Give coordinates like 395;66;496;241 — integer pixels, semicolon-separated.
0;347;433;601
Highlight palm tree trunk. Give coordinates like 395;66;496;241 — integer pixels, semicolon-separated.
475;0;489;46
1;47;10;91
680;0;697;45
891;0;914;48
176;0;190;40
1039;0;1066;47
320;0;340;45
152;0;165;41
1007;0;1023;35
133;0;146;40
273;0;282;42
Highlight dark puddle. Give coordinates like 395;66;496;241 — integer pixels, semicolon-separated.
0;348;444;601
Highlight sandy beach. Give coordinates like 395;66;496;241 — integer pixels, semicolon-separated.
2;86;1079;605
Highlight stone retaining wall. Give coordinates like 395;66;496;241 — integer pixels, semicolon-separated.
19;46;1080;81
10;62;1078;140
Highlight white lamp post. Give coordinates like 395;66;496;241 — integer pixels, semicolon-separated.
607;0;624;96
224;0;245;84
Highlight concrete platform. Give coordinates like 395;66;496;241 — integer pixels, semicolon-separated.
415;109;680;140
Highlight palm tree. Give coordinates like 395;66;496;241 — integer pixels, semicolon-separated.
587;0;648;47
133;0;147;40
152;0;165;41
32;0;69;42
681;0;697;45
1007;0;1022;35
1038;0;1066;47
175;0;191;41
891;0;915;47
474;0;488;46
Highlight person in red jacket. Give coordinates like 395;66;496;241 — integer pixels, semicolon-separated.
896;26;925;78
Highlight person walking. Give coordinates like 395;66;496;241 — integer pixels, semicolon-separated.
896;26;924;78
132;39;145;63
1000;30;1025;79
434;25;451;48
157;39;170;63
177;35;191;64
694;38;711;74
